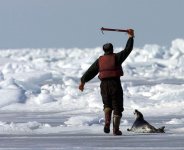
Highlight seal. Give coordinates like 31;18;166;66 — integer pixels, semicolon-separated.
127;109;165;133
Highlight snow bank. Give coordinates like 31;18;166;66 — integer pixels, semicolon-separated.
0;38;184;118
64;116;103;126
0;121;51;134
166;118;184;124
0;78;26;107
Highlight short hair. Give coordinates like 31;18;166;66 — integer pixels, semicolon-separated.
103;43;113;52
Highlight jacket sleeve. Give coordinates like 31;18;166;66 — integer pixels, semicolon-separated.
116;37;134;65
81;59;99;83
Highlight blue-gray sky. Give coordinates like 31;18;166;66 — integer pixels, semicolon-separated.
0;0;184;49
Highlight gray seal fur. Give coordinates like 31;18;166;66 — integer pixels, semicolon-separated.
127;109;165;133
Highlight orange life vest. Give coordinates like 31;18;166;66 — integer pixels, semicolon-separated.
98;54;124;79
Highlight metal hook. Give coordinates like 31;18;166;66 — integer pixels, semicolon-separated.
101;27;104;34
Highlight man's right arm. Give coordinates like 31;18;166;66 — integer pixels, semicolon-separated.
116;36;134;65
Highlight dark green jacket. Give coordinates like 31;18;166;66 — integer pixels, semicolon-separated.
81;37;134;83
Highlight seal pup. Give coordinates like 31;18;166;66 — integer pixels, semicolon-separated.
127;109;165;133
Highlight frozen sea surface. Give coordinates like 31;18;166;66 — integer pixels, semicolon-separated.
0;112;184;149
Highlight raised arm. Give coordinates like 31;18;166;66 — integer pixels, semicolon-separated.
116;29;134;65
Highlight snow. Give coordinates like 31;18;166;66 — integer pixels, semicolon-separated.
0;38;184;149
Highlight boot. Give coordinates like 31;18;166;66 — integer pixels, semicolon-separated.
113;115;122;136
104;108;112;133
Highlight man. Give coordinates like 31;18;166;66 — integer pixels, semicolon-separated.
79;29;134;135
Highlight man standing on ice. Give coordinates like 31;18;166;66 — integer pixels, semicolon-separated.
79;29;134;135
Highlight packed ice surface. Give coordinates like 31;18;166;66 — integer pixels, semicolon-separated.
0;39;184;149
0;39;184;115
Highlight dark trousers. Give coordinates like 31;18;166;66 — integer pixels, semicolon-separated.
100;78;124;116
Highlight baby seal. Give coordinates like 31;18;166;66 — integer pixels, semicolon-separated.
127;109;165;133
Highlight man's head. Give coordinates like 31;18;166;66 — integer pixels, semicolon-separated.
103;43;113;54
